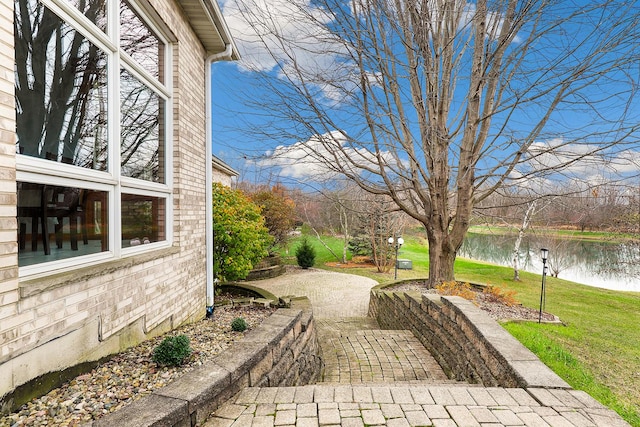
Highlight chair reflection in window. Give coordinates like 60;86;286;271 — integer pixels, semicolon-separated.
48;187;88;251
17;183;108;258
17;183;51;254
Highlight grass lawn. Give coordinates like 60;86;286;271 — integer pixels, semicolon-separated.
283;234;640;426
468;224;636;242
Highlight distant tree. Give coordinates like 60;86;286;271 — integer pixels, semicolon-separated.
213;183;272;281
248;184;297;251
295;190;345;262
512;201;538;281
352;194;408;273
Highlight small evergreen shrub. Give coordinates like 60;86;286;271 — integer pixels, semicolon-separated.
295;238;316;269
231;317;248;332
348;236;371;257
152;335;192;366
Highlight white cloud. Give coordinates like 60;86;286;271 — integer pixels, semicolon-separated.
220;0;350;102
254;131;347;180
518;137;640;187
255;130;397;181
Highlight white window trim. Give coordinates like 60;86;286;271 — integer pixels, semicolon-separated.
16;0;174;278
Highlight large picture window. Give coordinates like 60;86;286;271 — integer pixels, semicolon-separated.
15;0;172;270
15;2;109;169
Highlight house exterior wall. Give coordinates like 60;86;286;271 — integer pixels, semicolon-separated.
212;155;238;187
0;0;216;406
212;168;234;187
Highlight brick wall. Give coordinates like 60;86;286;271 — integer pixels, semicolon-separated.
0;0;218;410
369;290;570;389
212;169;233;187
0;0;19;390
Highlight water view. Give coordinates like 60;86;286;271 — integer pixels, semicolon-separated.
459;232;640;292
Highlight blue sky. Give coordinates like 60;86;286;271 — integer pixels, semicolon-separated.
211;0;640;188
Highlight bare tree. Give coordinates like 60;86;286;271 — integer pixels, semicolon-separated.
353;193;408;273
296;192;344;262
512;201;537;281
223;0;640;285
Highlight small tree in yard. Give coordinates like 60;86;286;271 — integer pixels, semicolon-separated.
248;184;297;251
295;238;316;269
213;183;273;281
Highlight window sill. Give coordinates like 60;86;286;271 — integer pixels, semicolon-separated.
19;246;181;298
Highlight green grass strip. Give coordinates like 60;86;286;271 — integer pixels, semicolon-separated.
504;322;640;427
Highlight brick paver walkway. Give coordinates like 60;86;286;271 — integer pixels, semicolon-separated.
317;319;448;384
204;269;631;426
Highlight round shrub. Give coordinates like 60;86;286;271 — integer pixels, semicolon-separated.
152;334;192;366
231;317;248;332
295;238;316;269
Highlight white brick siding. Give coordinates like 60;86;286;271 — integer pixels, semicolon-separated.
0;0;224;401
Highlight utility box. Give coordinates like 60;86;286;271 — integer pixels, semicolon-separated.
396;259;413;270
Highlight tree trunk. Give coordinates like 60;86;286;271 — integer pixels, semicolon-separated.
426;230;457;286
513;201;537;281
340;206;348;264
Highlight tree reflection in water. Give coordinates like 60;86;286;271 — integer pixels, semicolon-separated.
459;233;640;292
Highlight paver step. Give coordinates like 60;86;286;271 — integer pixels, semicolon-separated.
204;384;630;427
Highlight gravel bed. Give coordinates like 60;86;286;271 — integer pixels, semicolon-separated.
1;304;276;427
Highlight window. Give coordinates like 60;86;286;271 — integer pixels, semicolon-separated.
15;0;172;271
121;194;166;247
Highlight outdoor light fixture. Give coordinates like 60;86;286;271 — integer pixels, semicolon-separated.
538;248;549;324
389;236;404;280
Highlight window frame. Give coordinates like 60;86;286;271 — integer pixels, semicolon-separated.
16;0;174;277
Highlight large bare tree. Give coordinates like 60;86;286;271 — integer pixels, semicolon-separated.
221;0;640;285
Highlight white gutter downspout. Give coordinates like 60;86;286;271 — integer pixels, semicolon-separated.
206;43;234;317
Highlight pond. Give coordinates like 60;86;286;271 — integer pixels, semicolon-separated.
459;232;640;292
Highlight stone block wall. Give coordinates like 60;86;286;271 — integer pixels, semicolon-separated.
369;290;569;389
90;298;322;427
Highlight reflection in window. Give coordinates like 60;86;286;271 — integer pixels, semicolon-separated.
14;0;108;170
120;0;164;83
120;68;165;182
121;194;166;247
63;0;107;32
17;182;109;266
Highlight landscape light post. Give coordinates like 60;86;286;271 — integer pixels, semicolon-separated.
538;248;549;324
388;236;404;280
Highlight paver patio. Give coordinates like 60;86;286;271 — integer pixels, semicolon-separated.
204;269;630;426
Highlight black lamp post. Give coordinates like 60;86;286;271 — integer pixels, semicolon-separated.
538;248;549;324
388;236;404;280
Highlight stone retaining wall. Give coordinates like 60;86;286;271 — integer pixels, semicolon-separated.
369;290;569;389
88;297;321;427
245;264;286;281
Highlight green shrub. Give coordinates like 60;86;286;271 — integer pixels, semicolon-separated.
348;235;371;257
231;317;248;332
295;238;316;269
152;335;192;366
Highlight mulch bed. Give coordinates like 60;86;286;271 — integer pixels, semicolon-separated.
386;281;559;323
